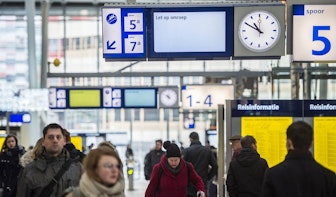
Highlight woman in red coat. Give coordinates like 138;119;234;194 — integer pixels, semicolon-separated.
145;141;205;197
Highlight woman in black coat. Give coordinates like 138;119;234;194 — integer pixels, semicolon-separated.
0;134;25;197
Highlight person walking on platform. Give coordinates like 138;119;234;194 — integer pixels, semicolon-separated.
62;146;125;197
182;132;218;197
260;121;336;197
144;139;165;180
226;135;268;197
64;129;86;163
20;138;43;168
145;141;205;197
0;134;26;197
16;123;82;197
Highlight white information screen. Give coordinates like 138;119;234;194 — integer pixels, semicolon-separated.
293;5;336;62
153;11;227;52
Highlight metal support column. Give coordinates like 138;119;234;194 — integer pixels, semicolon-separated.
290;62;301;99
319;63;328;99
41;0;49;88
217;104;224;197
25;0;41;147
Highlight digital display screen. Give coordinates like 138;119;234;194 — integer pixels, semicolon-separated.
69;89;101;108
147;7;234;60
123;88;157;108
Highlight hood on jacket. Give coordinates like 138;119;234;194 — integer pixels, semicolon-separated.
20;150;35;167
236;148;261;167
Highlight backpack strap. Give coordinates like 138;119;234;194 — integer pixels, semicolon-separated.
155;165;164;193
186;162;191;180
39;158;74;197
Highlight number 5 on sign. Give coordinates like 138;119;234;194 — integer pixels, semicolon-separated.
293;4;336;62
124;13;143;32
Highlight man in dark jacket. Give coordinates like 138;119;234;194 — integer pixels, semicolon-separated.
144;139;165;180
226;135;268;197
183;132;218;197
260;121;336;197
63;129;86;162
16;123;82;197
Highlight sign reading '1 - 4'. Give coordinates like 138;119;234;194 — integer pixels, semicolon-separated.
181;85;234;110
102;8;146;60
293;5;336;62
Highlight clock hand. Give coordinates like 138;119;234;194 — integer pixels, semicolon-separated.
253;23;264;34
244;22;259;31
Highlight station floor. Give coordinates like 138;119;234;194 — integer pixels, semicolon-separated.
124;177;148;196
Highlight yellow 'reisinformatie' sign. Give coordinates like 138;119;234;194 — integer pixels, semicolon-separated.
314;117;336;172
242;117;292;167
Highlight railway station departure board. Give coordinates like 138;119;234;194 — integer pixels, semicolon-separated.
314;117;336;172
228;100;336;172
242;117;292;167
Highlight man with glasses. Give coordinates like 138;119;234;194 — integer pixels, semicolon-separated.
17;123;82;197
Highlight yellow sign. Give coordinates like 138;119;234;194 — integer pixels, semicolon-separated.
314;117;336;173
69;89;101;107
0;137;5;149
71;136;83;152
242;117;292;167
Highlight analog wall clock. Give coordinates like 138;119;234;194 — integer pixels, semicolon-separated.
238;10;281;52
159;88;178;108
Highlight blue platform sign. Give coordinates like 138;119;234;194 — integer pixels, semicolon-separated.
10;113;31;123
102;7;146;60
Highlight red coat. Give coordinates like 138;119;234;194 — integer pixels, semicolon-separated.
145;155;205;197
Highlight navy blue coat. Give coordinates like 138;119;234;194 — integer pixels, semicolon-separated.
260;150;336;197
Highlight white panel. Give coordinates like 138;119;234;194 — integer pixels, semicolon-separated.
181;85;234;110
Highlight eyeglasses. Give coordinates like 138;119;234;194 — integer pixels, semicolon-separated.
101;163;121;170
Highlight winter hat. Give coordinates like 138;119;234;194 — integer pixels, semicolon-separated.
163;141;181;158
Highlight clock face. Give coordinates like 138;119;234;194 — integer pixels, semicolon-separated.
238;10;281;52
160;89;178;107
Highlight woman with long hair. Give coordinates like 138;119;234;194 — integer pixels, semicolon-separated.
0;134;26;197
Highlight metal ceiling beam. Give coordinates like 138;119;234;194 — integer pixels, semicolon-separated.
47;70;269;78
